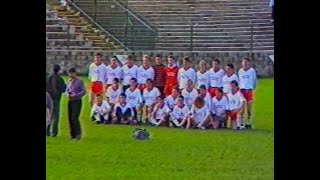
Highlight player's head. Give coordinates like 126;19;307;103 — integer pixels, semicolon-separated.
177;95;185;106
186;79;194;89
96;94;103;104
230;80;239;92
199;85;207;96
172;86;180;96
225;63;234;75
126;54;134;66
112;78;120;89
212;59;220;70
199;60;207;71
167;55;175;66
119;93;127;103
216;88;223;98
130;77;137;88
156;95;165;105
194;96;205;108
94;53;102;64
110;56;117;66
68;67;77;78
145;79;154;89
53;64;61;74
242;57;251;69
182;56;191;68
143;55;150;66
155;54;162;65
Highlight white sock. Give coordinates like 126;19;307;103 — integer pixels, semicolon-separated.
236;117;241;127
172;119;180;126
150;119;157;125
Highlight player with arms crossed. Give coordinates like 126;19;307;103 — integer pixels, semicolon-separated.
150;95;171;127
105;56;123;89
122;55;139;92
177;56;196;90
137;55;155;92
208;59;225;97
125;78;143;124
238;58;257;129
222;63;239;94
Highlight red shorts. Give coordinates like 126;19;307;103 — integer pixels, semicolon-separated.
209;87;220;97
138;84;146;92
90;82;103;94
241;89;253;101
227;111;238;121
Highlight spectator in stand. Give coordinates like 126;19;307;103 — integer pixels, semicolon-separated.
122;54;138;92
163;55;179;97
153;54;166;95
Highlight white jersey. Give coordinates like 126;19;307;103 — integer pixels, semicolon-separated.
238;67;257;90
154;104;171;120
106;86;122;104
208;68;225;88
181;88;198;108
211;96;228;116
122;64;139;86
222;74;239;94
177;67;196;89
200;92;212;110
91;100;111;117
105;65;123;85
143;87;161;106
171;104;190;120
227;90;246;111
164;95;179;110
88;63;108;83
190;105;210;123
137;66;155;84
196;71;210;89
114;102;132;114
125;88;142;107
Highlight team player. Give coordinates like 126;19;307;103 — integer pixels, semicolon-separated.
112;93;134;125
142;79;161;123
122;54;139;92
137;55;155;92
88;53;108;107
196;60;210;90
90;94;111;124
181;80;198;109
222;63;239;94
238;58;257;129
226;80;246;130
177;56;196;90
163;55;179;96
211;88;228;129
150;96;171;126
164;86;180;110
153;54;166;95
198;85;212;110
208;59;225;97
106;78;122;110
170;95;189;128
125;78;143;124
105;56;123;89
187;96;212;129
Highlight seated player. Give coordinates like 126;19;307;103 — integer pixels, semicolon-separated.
187;96;211;129
112;93;134;125
181;79;198;109
149;95;171;127
164;86;180;111
170;95;190;128
198;85;212;110
106;78;122;108
142;79;161;123
90;94;111;124
125;78;143;124
226;80;246;130
211;88;228;129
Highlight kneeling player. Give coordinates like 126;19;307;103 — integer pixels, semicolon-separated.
164;86;180;111
170;95;189;128
211;88;228;129
90;94;111;124
125;78;143;124
187;96;211;129
112;93;134;125
106;78;122;113
150;96;171;126
142;79;161;123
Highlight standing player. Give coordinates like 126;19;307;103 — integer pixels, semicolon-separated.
226;80;246;130
88;53;108;107
90;94;111;124
222;63;239;94
211;88;228;129
164;87;180;110
142;79;161;124
170;95;190;128
196;60;210;90
177;56;196;90
181;80;198;109
137;55;155;92
208;59;225;97
163;55;179;96
122;54;139;92
238;58;257;129
150;96;171;127
106;78;122;113
187;96;211;129
105;56;123;89
153;54;166;95
125;78;143;124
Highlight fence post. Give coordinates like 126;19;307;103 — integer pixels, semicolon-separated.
249;20;254;59
93;0;97;21
124;0;129;47
67;23;71;59
190;21;194;52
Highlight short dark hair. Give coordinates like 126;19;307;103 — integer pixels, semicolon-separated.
199;85;206;90
230;80;238;87
96;94;102;98
242;57;251;62
95;53;102;57
173;86;180;92
127;54;133;60
157;95;165;100
53;64;61;73
111;56;118;60
217;88;223;94
68;67;76;73
130;77;137;83
226;63;234;69
119;93;126;98
146;79;153;83
113;78;120;83
178;95;184;100
183;56;191;62
213;59;220;64
168;55;175;60
155;54;162;58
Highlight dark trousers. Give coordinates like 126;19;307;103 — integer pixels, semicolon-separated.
115;107;132;124
68;99;82;138
272;6;274;20
156;86;164;95
122;85;130;93
46;99;61;136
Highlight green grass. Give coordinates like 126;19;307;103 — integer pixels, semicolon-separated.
46;78;274;180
